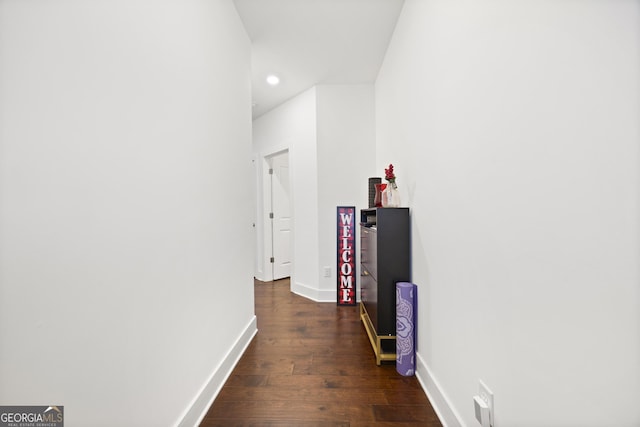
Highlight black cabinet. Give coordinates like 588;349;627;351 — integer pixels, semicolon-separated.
360;207;410;364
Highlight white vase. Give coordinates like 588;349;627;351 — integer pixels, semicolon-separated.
382;182;400;207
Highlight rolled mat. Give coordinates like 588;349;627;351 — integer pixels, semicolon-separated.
396;282;417;376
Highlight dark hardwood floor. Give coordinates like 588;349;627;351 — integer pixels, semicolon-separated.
200;278;442;427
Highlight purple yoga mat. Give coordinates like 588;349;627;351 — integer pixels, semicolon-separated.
396;282;417;376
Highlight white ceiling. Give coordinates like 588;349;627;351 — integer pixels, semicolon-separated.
233;0;405;119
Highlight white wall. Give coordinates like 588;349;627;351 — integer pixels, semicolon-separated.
316;85;376;298
376;1;640;426
253;88;319;292
0;1;255;426
253;85;376;301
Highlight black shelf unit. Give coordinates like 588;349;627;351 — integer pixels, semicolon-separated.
359;207;410;364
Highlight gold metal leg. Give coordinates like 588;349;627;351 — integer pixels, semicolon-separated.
360;303;396;365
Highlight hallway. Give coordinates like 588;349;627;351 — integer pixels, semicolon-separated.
200;279;442;426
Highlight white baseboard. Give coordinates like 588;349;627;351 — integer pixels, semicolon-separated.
176;315;258;427
291;280;336;302
415;351;464;427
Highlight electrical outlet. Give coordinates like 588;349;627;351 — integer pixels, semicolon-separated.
478;380;494;427
323;266;331;277
474;396;490;427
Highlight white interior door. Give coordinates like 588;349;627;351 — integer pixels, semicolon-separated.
270;152;291;279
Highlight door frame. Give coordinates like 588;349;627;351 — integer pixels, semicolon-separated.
269;150;292;280
255;146;294;282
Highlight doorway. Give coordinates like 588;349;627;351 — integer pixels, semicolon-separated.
265;151;292;281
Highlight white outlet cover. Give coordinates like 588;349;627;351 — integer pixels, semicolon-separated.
478;380;494;426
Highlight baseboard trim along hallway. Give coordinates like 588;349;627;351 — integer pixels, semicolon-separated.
415;352;463;427
177;315;258;427
291;279;336;302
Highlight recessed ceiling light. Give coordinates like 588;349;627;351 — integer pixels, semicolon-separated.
266;75;280;86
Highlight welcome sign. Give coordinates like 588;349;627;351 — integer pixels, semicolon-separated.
337;206;356;306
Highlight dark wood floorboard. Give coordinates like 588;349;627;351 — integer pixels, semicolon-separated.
199;278;442;427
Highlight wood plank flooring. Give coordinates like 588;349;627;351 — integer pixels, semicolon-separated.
200;278;442;427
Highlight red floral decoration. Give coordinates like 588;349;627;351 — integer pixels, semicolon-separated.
384;164;397;189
